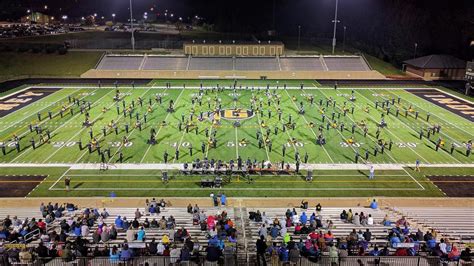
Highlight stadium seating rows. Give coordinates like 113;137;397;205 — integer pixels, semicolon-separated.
96;55;372;72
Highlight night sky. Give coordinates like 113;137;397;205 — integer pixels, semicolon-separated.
1;0;473;61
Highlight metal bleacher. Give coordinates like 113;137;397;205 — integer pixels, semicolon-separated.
141;56;188;70
96;55;144;70
96;54;372;72
324;56;371;71
188;57;234;71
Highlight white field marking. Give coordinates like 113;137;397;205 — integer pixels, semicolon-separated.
393;89;473;138
74;88;152;163
401;167;425;190
269;91;297;154
108;88;168;163
48;168;71;190
64;174;410;178
10;88;110;163
0;89;80;133
28;85;427;91
251;92;271;162
0;86;32;100
39;89;120;163
318;88;398;164
288;86;334;163
234;126;239;158
172;91;199;163
1;88;97;140
354;89;432;163
26;174;49;198
49;187;424;191
366;89;462;164
1;162;472;169
140;89;185;163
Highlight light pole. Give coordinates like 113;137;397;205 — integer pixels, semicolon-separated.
297;25;301;51
343;26;347;52
331;0;340;54
414;43;418;59
112;13;116;24
129;0;135;51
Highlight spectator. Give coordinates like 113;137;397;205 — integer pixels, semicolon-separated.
353;213;361;226
328;243;338;264
170;245;180;264
316;203;322;212
137;226;146;241
109;246;119;263
115;216;123;229
126;226;136;242
367;214;374;226
300;199;308;209
460;247;471;262
221;193;227;206
363;229;372;242
439;238;448;255
35;242;48;258
258;224;267;239
370;199;378;209
187;204;193;214
256;235;267;266
289;247;300;264
157;241;165;255
369;246;380;256
19;248;33;264
148;238;157;254
206;243;222;262
61;243;74;262
120;244;133;261
300;212;308;225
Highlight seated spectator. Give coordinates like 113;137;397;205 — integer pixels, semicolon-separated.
258;224;267;238
448;245;460;261
270;225;280;239
300;199;309;210
316;203;322;212
170;245;180;264
367;214;374;226
157;241;165;255
300;212;308;225
187;204;193;214
394;248;408;256
396;216;409;227
380;246;390;256
109;246;119;263
460;247;471;262
369;246;380;256
353;213;361;226
120;244;133;261
137;227;146;241
382;215;392;226
340;210;348;221
279;244;289;262
19;248;33;264
370;199;378;209
162;234;170;245
205;243;222;262
114;216;123;229
363;229;372;242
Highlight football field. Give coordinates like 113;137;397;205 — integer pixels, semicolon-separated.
0;80;473;197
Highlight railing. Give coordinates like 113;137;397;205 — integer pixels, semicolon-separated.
1;255;466;266
23;228;41;243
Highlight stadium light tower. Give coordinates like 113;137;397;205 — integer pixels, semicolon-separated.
331;0;340;54
129;0;135;51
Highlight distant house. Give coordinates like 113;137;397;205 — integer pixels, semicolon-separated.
403;54;466;80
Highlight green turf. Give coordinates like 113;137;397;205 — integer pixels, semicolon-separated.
0;166;462;197
362;54;406;76
0;51;102;81
0;85;472;165
1;81;473;198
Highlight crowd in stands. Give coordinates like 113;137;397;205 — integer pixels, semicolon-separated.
0;199;240;265
251;203;473;265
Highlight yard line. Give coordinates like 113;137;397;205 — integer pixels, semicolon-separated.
401;167;425;190
251;91;271;162
48;168;71;190
319;89;401;164
10;88;111;163
285;88;335;163
354;90;432;163
363;89;461;163
234;127;239;158
49;187;424;191
269;90;297;154
0;89;80;134
140;89;185;163
385;89;474;140
172;91;198;163
108;88;168;163
1;88;96;141
74;88;152;163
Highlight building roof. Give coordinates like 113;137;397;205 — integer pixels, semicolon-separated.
404;54;466;69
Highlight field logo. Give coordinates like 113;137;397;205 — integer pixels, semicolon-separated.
219;108;254;120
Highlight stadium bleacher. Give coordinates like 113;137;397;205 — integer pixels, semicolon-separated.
280;57;326;71
324;56;371;71
1;204;472;265
95;54;372;72
141;56;188;70
188;57;234;71
96;55;145;70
